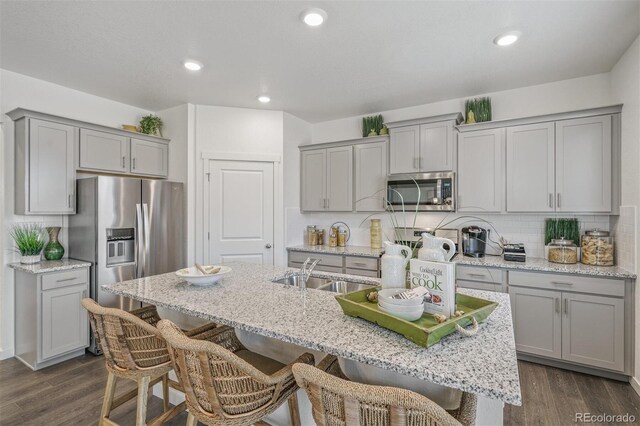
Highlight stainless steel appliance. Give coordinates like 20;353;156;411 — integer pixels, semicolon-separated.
69;176;185;354
386;172;455;211
394;227;459;257
461;226;489;258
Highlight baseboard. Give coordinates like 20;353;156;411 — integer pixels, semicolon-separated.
631;376;640;397
0;347;14;360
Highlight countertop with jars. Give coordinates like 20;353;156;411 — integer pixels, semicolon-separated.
287;245;384;258
453;256;636;279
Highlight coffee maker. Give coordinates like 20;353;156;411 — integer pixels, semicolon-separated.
461;226;489;258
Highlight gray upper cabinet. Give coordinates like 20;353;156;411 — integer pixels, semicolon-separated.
79;129;129;173
457;128;505;212
419;121;454;172
326;146;353;211
15;118;76;215
555;115;612;213
301;149;327;211
389;125;420;174
506;123;555;212
130;138;169;177
354;141;387;212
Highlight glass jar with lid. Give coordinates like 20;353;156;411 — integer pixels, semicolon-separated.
581;229;614;266
548;238;578;264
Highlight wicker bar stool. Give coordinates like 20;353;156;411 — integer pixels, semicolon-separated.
293;355;478;426
157;319;315;426
81;299;218;426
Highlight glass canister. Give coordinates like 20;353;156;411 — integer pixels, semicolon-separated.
305;225;316;245
548;238;578;264
338;230;347;247
329;226;338;247
581;230;614;266
317;229;325;245
370;219;382;249
309;230;319;246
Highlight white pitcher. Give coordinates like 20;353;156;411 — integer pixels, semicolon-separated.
418;233;456;262
381;241;413;289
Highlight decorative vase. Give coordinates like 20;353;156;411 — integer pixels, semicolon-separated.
370;219;382;249
20;254;41;264
44;227;65;261
368;129;378;137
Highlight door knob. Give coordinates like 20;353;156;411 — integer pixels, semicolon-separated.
265;244;272;249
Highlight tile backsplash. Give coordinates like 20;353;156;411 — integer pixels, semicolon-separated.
611;205;637;273
286;208;610;260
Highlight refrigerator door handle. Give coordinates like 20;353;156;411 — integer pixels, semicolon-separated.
135;203;144;278
143;203;151;278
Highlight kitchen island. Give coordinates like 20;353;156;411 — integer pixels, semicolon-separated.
102;262;521;425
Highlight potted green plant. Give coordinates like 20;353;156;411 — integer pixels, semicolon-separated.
10;223;46;264
544;218;581;261
361;114;384;137
139;114;163;137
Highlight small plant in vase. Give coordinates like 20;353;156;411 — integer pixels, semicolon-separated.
361;114;384;137
545;218;580;260
10;223;46;264
139;114;163;137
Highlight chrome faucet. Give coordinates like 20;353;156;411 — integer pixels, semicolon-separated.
300;257;321;290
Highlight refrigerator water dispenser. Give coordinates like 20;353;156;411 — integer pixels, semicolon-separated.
106;228;135;266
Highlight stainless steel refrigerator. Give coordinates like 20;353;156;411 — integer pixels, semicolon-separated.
69;176;185;354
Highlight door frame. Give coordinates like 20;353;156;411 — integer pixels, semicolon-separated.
201;152;283;266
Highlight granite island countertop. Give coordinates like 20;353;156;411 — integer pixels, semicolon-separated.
9;258;91;274
453;255;636;279
287;245;384;258
102;262;521;405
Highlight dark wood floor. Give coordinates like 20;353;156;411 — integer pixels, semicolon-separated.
1;354;639;425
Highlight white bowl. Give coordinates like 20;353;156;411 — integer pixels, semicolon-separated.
175;265;231;286
378;304;424;322
378;289;425;307
379;299;425;313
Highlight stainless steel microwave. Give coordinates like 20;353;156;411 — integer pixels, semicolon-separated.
386;172;455;211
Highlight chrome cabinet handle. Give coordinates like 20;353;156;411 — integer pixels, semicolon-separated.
57;277;77;283
551;281;573;286
555;298;560;314
133;158;136;170
353;262;367;267
469;273;487;278
413;157;419;169
418;157;422;170
326;199;330;209
82;289;87;298
564;298;568;315
557;193;561;208
122;156;125;168
265;244;272;249
549;193;553;208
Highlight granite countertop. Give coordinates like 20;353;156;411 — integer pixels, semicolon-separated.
102;262;521;405
287;245;384;258
453;255;636;279
9;258;91;274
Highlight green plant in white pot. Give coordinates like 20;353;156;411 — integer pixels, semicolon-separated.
139;114;163;137
10;223;46;264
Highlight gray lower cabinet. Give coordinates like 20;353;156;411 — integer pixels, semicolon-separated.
15;267;90;370
131;138;169;177
14;118;77;214
79;128;129;173
508;271;627;373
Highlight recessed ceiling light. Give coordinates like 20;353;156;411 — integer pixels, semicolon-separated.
300;8;327;26
493;31;521;47
183;60;203;71
257;95;271;103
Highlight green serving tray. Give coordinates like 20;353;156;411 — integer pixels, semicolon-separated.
335;288;498;348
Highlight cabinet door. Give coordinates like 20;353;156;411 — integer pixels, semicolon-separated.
79;129;129;173
509;286;562;359
506;123;555;212
40;284;89;360
355;141;387;211
562;293;624;371
28;119;76;214
555;115;612;212
326;146;353;211
389;125;419;174
130;138;168;177
419;121;454;171
301;149;327;211
457;129;505;212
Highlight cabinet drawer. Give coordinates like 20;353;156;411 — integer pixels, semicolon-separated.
314;264;344;274
508;271;624;297
457;279;503;293
456;266;504;284
345;268;379;278
41;269;88;291
345;256;379;271
288;251;343;267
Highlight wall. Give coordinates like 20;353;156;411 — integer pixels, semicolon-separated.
282;73;614;257
0;69;152;359
193;105;285;265
609;34;640;392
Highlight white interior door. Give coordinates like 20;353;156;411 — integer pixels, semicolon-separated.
208;160;274;265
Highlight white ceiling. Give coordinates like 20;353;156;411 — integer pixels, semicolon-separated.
1;1;639;122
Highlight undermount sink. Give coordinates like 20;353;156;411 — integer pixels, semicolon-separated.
319;281;374;294
272;273;375;293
